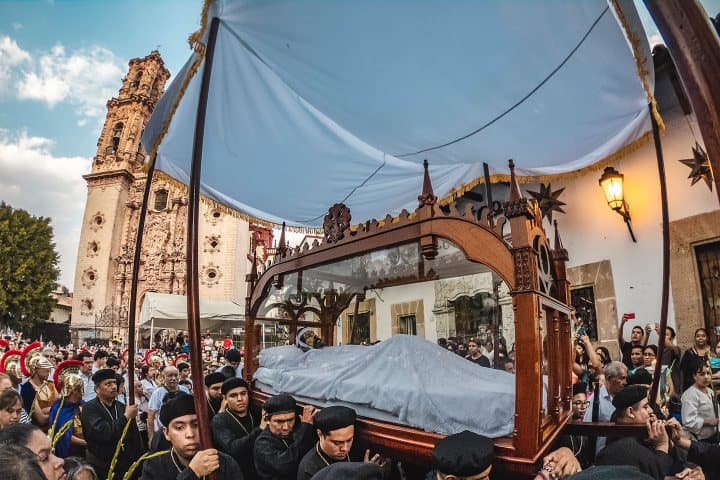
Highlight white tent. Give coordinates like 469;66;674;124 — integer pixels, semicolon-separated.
139;292;245;331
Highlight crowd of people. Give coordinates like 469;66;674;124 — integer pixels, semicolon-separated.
0;318;718;480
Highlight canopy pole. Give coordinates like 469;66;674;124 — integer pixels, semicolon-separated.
126;155;158;404
649;103;670;406
643;0;720;202
186;16;221;452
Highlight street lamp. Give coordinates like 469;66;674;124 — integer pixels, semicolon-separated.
598;166;637;242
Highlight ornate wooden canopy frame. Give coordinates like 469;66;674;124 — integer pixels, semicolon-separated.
243;160;573;476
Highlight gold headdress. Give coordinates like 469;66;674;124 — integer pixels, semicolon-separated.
0;349;23;383
20;341;47;377
53;360;84;397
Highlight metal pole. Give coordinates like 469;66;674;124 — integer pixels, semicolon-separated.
649;103;670;406
186;16;221;451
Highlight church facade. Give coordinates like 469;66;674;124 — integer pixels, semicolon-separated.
71;52;273;344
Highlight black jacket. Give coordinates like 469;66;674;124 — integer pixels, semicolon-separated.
254;423;315;480
80;397;131;479
212;410;262;479
297;443;349;480
142;449;244;480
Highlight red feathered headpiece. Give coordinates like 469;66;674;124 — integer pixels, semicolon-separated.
120;349;129;361
0;339;9;350
173;353;188;366
144;348;160;366
0;349;22;374
53;359;83;392
20;341;43;377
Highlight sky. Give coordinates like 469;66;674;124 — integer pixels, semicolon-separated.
0;0;719;289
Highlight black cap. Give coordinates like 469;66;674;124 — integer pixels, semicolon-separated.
221;377;249;395
572;382;587;396
160;392;196;426
264;393;296;416
627;369;652;386
92;368;117;385
612;385;647;412
314;406;356;433
225;349;241;362
312;462;382;480
432;430;494;476
204;372;226;388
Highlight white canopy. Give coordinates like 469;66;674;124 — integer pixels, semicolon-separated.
142;0;656;226
139;292;245;330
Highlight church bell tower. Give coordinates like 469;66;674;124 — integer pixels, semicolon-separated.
71;52;170;341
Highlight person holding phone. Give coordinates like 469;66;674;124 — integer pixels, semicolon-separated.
619;313;645;370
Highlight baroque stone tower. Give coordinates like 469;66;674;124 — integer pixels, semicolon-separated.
71;51;254;343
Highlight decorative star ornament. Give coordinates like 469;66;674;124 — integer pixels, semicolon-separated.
680;142;713;191
527;183;566;222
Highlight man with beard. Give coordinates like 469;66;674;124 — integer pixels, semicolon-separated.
253;393;316;480
204;372;225;421
142;393;244;480
297;406;381;480
81;368;138;480
148;366;190;443
212;378;264;479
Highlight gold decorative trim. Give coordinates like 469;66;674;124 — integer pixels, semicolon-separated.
438;131;652;206
154;171;323;234
609;0;665;131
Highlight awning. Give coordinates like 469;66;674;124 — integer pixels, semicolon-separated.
142;0;656;226
139;292;245;330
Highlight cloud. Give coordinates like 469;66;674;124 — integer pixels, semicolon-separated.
0;36;31;93
12;22;23;31
0;129;91;288
1;35;125;125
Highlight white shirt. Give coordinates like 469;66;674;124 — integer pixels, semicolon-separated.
148;385;190;432
681;385;719;441
583;384;615;452
80;371;96;402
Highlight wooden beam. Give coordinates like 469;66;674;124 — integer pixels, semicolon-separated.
644;0;720;201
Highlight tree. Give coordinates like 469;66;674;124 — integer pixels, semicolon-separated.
0;202;60;330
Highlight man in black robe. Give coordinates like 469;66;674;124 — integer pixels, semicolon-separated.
142;392;243;480
425;430;494;480
212;378;264;479
204;372;225;422
80;368;138;480
253;393;316;480
297;406;381;480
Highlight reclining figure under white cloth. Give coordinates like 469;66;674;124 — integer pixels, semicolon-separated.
254;334;515;437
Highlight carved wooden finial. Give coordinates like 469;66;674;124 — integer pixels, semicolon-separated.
418;159;438;207
552;219;569;261
508;159;523;202
323;203;351;244
278;222;287;257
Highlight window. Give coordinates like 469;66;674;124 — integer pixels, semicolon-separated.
347;312;370;345
695;240;720;332
131;71;142;89
154;190;168;211
571;286;598;340
111;122;123;153
398;314;417;335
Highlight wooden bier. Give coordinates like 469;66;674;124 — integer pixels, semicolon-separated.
243;161;573;477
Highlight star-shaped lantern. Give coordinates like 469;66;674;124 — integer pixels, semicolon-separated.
680;142;713;191
527;183;566;222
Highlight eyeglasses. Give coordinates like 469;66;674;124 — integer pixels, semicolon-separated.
572;401;591;407
643;352;656;357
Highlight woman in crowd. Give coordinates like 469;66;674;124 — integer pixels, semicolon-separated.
642;345;658;371
679;328;712;393
63;457;98;480
595;346;611;366
0;389;23;428
0;423;65;480
0;444;49;480
140;364;158;399
681;357;719;443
